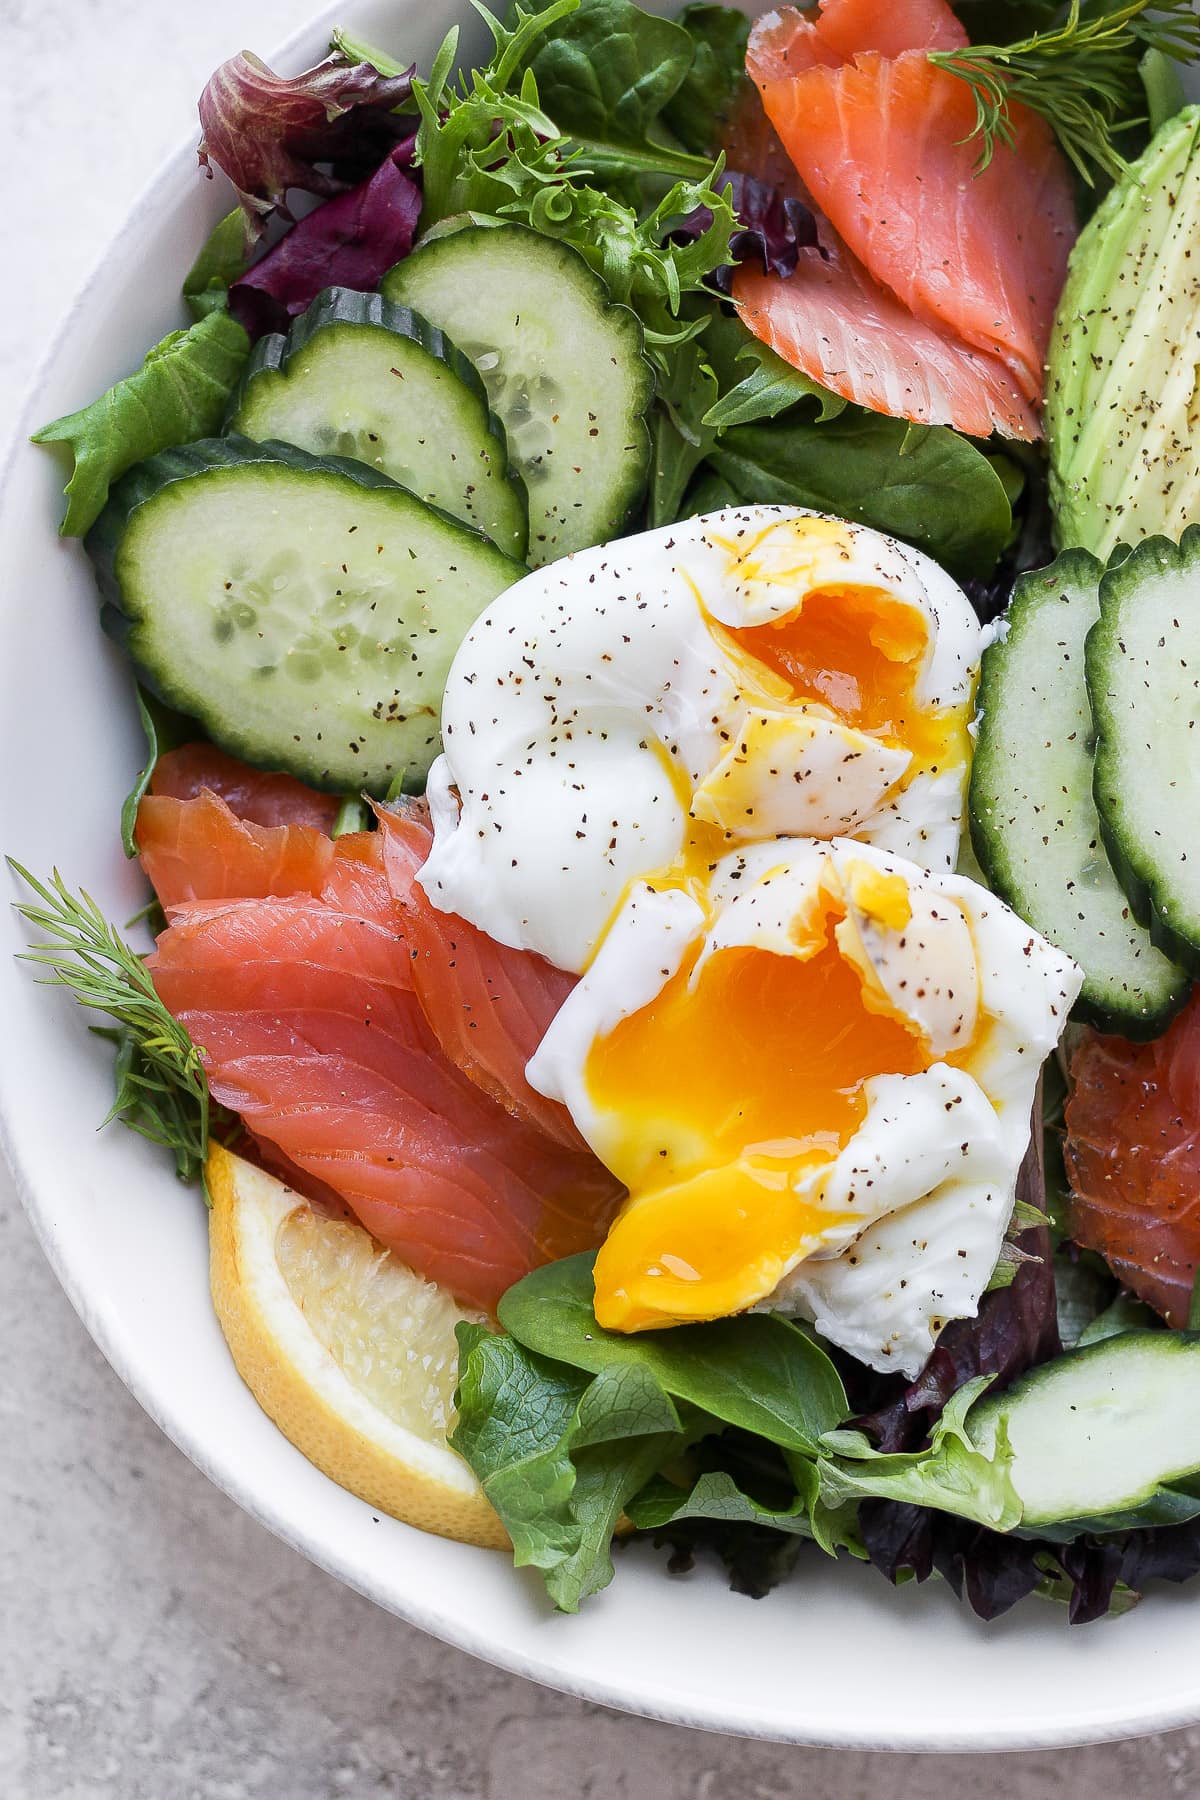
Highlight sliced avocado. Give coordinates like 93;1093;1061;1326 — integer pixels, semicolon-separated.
1047;107;1200;560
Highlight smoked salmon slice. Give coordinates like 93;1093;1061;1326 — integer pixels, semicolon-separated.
148;743;340;831
1065;993;1200;1328
138;759;617;1301
137;745;340;907
137;789;335;907
745;1;1075;408
378;809;587;1148
150;833;622;1311
749;0;965;72
735;247;1041;440
138;773;583;1142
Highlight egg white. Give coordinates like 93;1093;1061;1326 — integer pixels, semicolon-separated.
528;839;1081;1376
419;507;982;973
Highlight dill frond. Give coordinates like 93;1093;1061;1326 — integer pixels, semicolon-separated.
931;0;1200;183
9;861;235;1197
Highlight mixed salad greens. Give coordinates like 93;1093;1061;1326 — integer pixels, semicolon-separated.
19;0;1200;1629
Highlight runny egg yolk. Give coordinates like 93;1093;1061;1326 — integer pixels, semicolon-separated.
715;582;962;777
588;875;934;1331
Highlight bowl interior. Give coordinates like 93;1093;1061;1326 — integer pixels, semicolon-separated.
3;0;1199;1750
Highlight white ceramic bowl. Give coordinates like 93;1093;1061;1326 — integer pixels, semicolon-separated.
4;0;1200;1750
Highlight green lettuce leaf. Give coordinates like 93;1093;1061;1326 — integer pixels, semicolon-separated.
182;209;250;320
496;1252;848;1454
450;1323;685;1610
33;311;250;537
629;1454;861;1559
412;1;735;326
817;1377;1024;1531
707;413;1013;578
629;1468;815;1536
703;337;847;431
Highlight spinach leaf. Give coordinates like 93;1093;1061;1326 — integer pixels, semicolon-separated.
182;209;249;320
33;311;250;537
661;2;751;156
817;1378;1024;1531
708;413;1013;578
450;1324;685;1610
120;689;197;859
630;1456;859;1558
680;468;745;515
497;1253;848;1454
412;2;735;317
520;0;705;182
629;1468;816;1537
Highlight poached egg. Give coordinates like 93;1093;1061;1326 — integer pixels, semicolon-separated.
527;839;1081;1376
418;507;982;973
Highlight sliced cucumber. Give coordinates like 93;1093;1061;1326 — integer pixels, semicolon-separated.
382;226;653;564
968;1331;1200;1532
227;287;527;560
970;549;1187;1035
86;436;524;794
1088;526;1200;972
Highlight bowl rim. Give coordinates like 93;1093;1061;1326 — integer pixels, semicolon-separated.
6;0;1200;1753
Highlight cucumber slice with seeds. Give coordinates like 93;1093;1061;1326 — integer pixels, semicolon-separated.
1088;525;1200;971
383;225;653;565
228;287;527;560
970;549;1187;1035
87;436;524;794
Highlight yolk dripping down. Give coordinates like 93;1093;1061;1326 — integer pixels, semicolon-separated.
588;868;936;1331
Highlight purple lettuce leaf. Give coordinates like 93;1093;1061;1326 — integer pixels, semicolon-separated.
228;142;421;340
198;51;415;239
675;171;822;294
860;1504;1047;1618
860;1502;1200;1624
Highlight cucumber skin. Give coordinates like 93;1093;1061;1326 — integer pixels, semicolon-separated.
227;285;529;559
969;1330;1200;1537
969;547;1187;1038
1088;525;1200;975
85;435;525;791
383;226;655;563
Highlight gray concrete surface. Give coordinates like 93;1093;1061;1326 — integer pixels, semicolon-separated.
5;1;1200;1793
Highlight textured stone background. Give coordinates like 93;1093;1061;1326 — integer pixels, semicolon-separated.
4;2;1200;1793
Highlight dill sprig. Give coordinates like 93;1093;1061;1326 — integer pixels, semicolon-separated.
930;0;1200;183
9;861;233;1197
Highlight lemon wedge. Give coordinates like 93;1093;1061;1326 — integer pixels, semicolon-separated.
207;1144;507;1548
